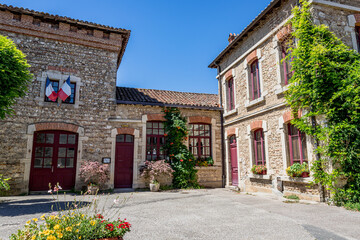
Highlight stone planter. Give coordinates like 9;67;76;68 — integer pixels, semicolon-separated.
149;182;160;192
87;185;99;195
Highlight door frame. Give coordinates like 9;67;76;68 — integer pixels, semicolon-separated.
24;123;84;193
110;128;139;189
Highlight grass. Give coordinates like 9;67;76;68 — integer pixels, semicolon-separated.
344;202;360;212
284;195;300;200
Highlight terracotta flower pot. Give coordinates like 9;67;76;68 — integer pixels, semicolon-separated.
149;182;160;192
301;172;310;178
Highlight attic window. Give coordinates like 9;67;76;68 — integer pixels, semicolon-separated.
103;32;110;39
86;29;94;36
70;25;77;32
13;13;21;21
51;23;59;29
33;18;41;26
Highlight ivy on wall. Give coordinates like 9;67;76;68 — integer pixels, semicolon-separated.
285;0;360;204
162;107;199;188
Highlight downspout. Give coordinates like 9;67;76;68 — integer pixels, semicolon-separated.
215;62;226;188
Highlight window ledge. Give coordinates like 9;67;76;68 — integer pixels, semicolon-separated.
223;108;237;117
275;85;289;95
245;96;265;108
249;174;272;180
279;176;313;183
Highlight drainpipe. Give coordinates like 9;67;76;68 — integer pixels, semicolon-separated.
214;62;226;188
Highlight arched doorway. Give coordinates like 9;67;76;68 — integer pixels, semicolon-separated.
29;130;78;191
229;135;238;186
115;134;134;188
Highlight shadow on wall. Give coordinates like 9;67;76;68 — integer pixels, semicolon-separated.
0;198;90;217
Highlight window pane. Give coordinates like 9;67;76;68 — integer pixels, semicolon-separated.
36;134;45;143
256;142;263;161
153;122;159;128
291;136;300;161
116;135;125;142
67;148;75;157
58;147;66;157
159;122;164;128
146;128;152;134
68;135;76;144
44;147;53;157
59;134;67;144
66;158;74;168
147;137;151;145
146;122;152;128
35;147;44;157
125;135;134;143
301;134;307;161
57;158;66;168
44;158;52;168
159;128;164;135
46;134;54;144
153;129;159;135
34;158;43;168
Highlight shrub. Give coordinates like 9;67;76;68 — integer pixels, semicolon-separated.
79;161;110;188
0;174;10;194
286;162;309;177
140;160;174;184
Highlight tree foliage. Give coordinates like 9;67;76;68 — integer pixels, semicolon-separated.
162;107;198;188
0;35;32;119
285;0;360;204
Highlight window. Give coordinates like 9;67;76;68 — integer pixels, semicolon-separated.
253;129;265;165
189;123;211;159
287;123;307;165
356;27;360;52
227;78;235;111
146;122;165;160
44;80;59;102
249;60;261;100
63;82;76;104
280;38;294;86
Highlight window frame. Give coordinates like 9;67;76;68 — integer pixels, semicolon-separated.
189;123;212;159
287;123;307;165
280;38;294;86
226;78;235;111
249;60;261;100
253;129;266;166
146;121;166;161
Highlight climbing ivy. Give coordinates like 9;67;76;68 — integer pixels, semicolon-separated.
285;0;360;204
162;107;199;188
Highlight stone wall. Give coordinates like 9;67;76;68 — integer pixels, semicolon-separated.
217;0;360;201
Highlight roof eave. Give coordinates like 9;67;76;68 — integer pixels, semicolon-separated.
116;100;222;111
208;0;282;69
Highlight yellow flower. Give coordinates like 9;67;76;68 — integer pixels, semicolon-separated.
75;229;79;233
78;237;81;239
41;214;46;220
43;229;50;235
32;218;38;222
65;226;72;232
90;220;96;226
31;236;36;240
57;232;63;238
76;223;81;226
54;224;60;230
26;220;31;225
50;216;55;220
81;214;84;218
46;236;56;240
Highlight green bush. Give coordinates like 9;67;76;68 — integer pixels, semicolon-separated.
0;35;32;119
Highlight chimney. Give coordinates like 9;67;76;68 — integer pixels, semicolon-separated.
228;33;237;43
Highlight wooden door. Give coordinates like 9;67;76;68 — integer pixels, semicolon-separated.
115;134;134;188
29;131;78;191
229;135;239;186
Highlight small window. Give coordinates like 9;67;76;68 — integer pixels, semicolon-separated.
70;25;78;32
103;32;110;39
249;60;261;100
189;123;211;159
356;27;360;52
12;13;21;21
253;129;265;165
227;78;235;111
51;23;59;29
87;29;94;36
280;38;294;86
33;18;41;26
146;122;165;160
44;80;59;102
62;82;76;104
287;123;307;165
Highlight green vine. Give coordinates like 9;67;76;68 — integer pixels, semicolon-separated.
162;107;198;188
285;0;360;204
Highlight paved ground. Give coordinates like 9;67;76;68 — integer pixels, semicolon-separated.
1;189;360;240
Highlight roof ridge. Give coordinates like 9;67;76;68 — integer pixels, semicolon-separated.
0;3;130;33
117;86;218;96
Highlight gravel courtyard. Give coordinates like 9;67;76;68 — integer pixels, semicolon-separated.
1;188;360;240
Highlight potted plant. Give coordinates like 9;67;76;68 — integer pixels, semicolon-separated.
251;165;267;175
286;162;310;178
79;161;110;194
140;160;174;192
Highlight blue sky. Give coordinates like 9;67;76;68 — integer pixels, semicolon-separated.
2;0;271;94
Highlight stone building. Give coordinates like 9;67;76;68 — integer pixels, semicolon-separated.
0;4;223;194
209;0;360;201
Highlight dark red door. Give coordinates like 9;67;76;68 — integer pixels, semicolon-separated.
29;131;78;191
115;134;134;188
229;135;238;186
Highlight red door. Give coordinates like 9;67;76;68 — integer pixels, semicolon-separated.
229;135;238;186
29;131;78;191
115;134;134;188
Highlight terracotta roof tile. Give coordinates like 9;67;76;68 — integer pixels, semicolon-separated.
116;87;221;110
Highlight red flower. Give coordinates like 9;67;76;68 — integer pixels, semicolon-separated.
184;137;188;140
106;223;114;231
96;214;104;219
170;142;173;145
180;159;183;162
189;159;192;162
177;126;181;129
164;133;168;137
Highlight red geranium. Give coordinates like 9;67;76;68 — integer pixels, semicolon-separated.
180;159;183;162
106;223;114;231
96;214;104;219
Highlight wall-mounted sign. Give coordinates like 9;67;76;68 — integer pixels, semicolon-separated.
102;157;111;164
